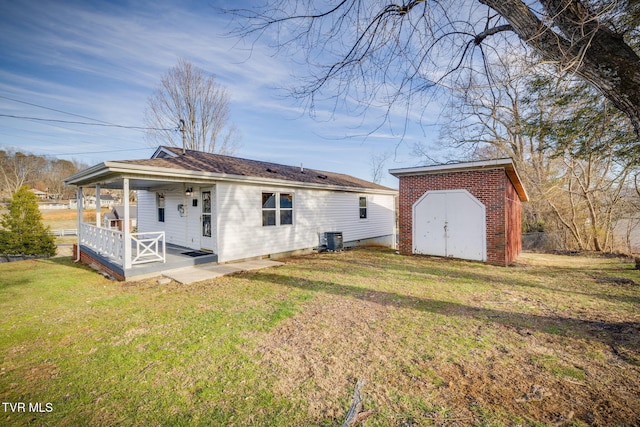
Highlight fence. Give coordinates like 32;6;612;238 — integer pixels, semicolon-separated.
49;229;78;236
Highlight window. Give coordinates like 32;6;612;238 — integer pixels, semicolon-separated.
359;196;367;219
262;192;293;226
280;193;293;225
262;193;276;226
157;193;165;223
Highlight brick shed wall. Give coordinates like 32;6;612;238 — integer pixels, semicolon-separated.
398;168;521;266
505;181;523;265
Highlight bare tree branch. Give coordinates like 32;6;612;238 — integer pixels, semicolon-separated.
229;1;640;137
474;24;513;45
144;59;241;154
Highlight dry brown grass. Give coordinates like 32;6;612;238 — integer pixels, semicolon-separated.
246;249;640;426
40;209;108;229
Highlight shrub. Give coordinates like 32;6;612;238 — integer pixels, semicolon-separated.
0;186;56;259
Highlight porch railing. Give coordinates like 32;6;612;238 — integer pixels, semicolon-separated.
131;232;166;265
80;223;124;264
79;223;165;267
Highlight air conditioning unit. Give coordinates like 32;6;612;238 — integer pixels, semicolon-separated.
325;232;343;251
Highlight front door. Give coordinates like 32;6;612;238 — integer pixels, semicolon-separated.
200;189;214;252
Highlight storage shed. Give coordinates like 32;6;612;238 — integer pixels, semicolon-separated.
390;158;528;266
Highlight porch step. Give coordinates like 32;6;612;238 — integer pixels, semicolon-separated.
161;259;284;285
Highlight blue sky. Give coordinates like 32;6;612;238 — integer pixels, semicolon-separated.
0;0;447;188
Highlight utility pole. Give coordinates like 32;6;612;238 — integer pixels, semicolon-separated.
179;119;186;155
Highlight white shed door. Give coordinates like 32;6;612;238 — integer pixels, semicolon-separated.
413;190;486;261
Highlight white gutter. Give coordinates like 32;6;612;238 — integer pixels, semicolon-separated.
389;158;514;176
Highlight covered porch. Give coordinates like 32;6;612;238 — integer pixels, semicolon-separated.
77;239;218;280
65;161;219;280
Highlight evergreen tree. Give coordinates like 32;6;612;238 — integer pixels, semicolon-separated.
0;186;56;258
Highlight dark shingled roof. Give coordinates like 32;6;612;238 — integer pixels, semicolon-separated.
118;146;394;191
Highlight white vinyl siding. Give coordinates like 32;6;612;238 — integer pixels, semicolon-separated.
136;190;156;233
137;188;191;248
215;182;395;263
138;182;394;262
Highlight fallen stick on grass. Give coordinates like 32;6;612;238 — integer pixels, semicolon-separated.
341;378;367;427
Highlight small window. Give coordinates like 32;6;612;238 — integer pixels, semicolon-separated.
262;192;293;226
359;196;367;219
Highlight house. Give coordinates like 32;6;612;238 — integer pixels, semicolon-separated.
390;158;528;266
69;194;116;209
103;205;137;231
98;194;116;208
30;189;49;200
64;146;397;280
29;188;68;209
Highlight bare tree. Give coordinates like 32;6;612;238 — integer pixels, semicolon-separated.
41;159;79;199
229;1;640;138
145;59;240;154
542;153;632;252
0;149;46;200
416;54;553;232
370;151;391;184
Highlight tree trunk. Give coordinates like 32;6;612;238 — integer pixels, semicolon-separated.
480;0;640;136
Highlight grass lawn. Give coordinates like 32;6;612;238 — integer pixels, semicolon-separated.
1;249;639;426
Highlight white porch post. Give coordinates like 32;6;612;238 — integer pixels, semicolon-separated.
76;187;83;261
95;184;101;227
123;178;132;269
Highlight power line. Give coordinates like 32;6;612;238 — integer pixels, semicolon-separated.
0;113;176;131
0;94;115;125
0;94;177;131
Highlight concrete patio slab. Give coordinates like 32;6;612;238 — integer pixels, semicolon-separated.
161;259;284;285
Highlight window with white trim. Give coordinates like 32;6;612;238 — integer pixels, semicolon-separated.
262;192;293;226
359;196;367;219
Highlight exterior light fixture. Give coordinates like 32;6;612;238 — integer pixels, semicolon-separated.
185;187;193;197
